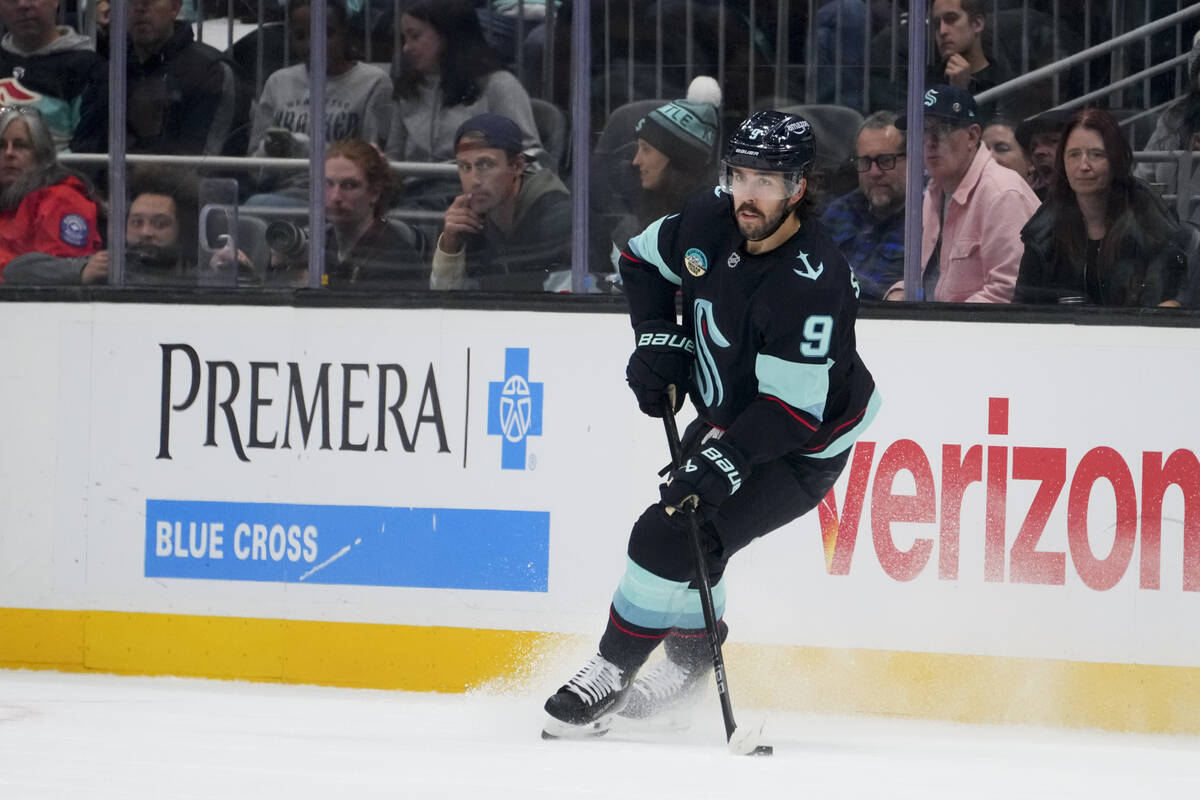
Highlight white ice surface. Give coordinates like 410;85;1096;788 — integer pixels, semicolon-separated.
2;668;1199;799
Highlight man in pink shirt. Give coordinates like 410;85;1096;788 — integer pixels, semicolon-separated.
885;84;1040;302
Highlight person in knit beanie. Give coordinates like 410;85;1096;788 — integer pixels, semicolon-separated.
630;77;722;221
604;76;723;277
1135;30;1200;198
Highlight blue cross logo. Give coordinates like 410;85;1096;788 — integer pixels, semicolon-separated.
488;348;543;470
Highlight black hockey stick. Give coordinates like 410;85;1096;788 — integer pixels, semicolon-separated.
661;404;773;756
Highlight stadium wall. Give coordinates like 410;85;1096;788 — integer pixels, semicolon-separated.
1;299;1198;735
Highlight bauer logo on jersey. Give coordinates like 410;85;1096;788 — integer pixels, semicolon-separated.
683;247;708;277
60;214;89;247
487;347;543;471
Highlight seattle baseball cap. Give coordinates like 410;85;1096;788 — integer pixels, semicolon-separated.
896;84;979;130
454;113;524;156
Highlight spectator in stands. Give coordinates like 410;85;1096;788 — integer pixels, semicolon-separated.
75;0;249;155
246;0;393;207
0;107;101;281
431;113;569;291
1135;31;1200;201
264;138;428;289
816;0;892;110
230;2;286;91
125;166;201;284
604;77;722;274
477;0;554;74
982;118;1035;186
1016;112;1068;201
387;0;544;209
5;165;201;286
885;85;1039;302
1016;108;1199;308
928;0;1014;120
93;0;112;55
0;0;106;152
822;110;907;301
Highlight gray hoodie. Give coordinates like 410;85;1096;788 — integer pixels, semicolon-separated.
0;26;103;151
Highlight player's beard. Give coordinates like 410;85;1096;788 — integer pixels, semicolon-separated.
734;199;792;242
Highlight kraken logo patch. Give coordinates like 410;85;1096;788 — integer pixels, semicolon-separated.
727;251;741;269
684;247;708;277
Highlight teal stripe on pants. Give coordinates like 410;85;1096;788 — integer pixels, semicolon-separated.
612;556;727;630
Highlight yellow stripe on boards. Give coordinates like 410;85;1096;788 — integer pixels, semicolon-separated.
0;607;85;666
0;607;559;692
3;607;1199;735
726;643;1200;736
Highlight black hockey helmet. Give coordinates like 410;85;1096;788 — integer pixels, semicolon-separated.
722;110;817;177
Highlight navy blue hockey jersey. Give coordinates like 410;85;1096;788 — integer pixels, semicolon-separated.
619;189;880;464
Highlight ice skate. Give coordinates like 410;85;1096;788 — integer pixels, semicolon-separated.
619;655;710;722
542;653;630;740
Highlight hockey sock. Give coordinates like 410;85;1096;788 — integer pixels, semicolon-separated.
664;619;729;667
598;604;668;674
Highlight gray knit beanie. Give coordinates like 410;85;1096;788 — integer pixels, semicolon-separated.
635;76;723;171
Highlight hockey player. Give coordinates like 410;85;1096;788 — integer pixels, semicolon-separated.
542;110;881;737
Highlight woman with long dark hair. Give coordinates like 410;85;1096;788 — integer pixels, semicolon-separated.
1016;107;1198;307
386;0;544;206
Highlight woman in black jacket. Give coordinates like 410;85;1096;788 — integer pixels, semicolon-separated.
1016;107;1198;308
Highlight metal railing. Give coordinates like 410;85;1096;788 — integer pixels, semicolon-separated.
1135;150;1200;220
19;2;1200;296
590;1;1196;120
976;3;1200;115
59;153;459;178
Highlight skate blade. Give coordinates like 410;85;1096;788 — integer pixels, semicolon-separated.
541;714;614;741
617;704;697;731
617;687;704;728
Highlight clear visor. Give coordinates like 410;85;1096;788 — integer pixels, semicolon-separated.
718;162;803;200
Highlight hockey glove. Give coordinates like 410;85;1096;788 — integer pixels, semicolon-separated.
626;320;694;418
659;439;751;521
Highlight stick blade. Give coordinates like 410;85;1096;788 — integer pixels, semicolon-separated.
727;718;772;756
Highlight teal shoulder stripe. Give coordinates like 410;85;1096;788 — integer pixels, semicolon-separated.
756;353;831;421
627;215;681;286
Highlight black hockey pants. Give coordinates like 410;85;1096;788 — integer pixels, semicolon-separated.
599;418;851;672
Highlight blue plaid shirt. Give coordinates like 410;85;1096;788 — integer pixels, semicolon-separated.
820;190;905;301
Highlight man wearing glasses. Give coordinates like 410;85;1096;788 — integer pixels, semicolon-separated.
884;85;1039;303
821;110;907;301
